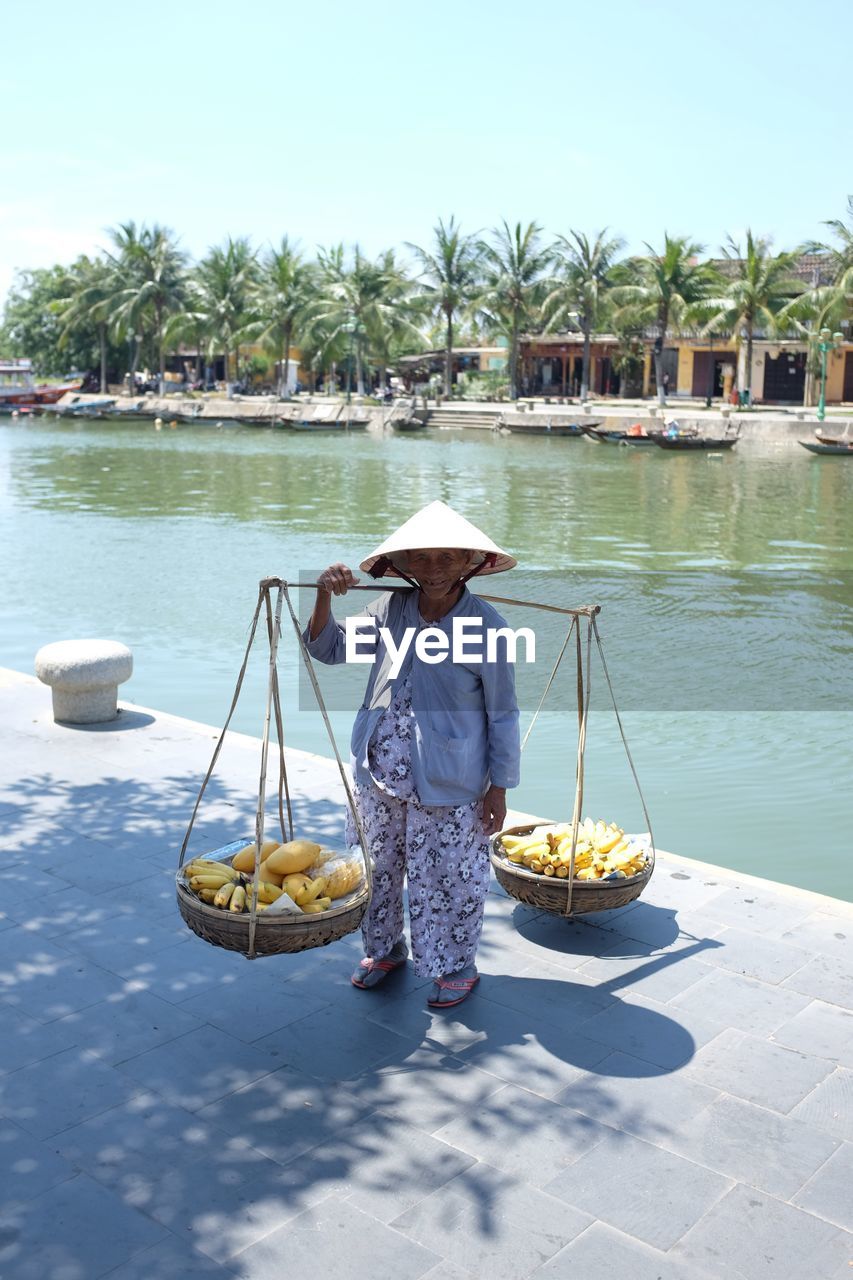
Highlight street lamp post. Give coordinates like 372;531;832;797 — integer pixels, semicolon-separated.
816;328;843;422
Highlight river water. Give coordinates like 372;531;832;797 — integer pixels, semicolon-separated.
2;417;852;901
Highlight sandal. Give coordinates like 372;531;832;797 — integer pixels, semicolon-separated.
351;940;408;990
427;966;480;1009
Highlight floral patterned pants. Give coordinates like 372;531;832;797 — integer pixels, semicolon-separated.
347;779;491;980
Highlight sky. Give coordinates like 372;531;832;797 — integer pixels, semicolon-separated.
2;0;850;307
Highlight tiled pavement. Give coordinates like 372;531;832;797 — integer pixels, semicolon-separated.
1;666;851;1280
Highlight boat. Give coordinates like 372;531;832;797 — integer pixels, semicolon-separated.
385;398;427;431
292;405;368;431
54;395;118;417
0;359;82;408
500;413;593;437
0;403;42;418
581;424;659;446
814;431;852;447
799;439;853;456
98;400;150;421
653;433;738;451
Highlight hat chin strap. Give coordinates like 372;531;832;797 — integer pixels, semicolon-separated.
460;552;496;584
367;555;420;589
368;550;496;592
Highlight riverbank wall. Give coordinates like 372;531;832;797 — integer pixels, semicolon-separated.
49;391;853;442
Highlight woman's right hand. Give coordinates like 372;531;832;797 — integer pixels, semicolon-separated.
317;563;360;596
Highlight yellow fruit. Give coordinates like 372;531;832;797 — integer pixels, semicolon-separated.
302;897;332;914
295;876;327;906
543;864;555;876
214;881;237;908
258;860;283;887
596;828;625;855
282;873;312;899
197;887;219;903
186;859;237;878
520;842;549;864
529;859;544;874
230;885;247;913
306;853;364;900
264;839;322;877
248;881;283;904
555;865;569;878
189;873;233;890
231;839;280;873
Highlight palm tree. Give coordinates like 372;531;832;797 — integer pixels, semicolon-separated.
613;235;717;404
192;238;259;392
477;220;552;400
56;256;118;393
819;197;853;280
108;222;188;394
798;200;853;336
702;231;804;403
406;216;480;397
362;250;424;397
542;228;625;400
246;238;316;397
310;245;421;397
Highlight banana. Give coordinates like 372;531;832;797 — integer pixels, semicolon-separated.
519;842;549;864
246;881;283;904
302;897;332;914
186;859;237;878
214;881;237;908
295;876;327;906
595;828;625;855
229;885;247;913
189;873;233;890
258;860;283;887
282;873;311;896
197;888;219;903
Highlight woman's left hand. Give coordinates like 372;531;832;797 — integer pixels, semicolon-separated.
481;785;507;837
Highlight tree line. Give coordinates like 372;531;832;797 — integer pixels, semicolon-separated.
1;204;851;404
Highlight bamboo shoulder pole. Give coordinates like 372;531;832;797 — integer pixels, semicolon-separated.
259;578;600;619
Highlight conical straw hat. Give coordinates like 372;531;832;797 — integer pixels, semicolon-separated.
360;500;516;578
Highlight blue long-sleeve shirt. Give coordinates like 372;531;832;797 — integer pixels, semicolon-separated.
303;585;521;806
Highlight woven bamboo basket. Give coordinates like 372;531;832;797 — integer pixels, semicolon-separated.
175;581;375;960
176;875;369;956
177;842;369;957
490;824;655;916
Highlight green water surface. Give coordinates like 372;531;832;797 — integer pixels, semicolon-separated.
1;418;851;900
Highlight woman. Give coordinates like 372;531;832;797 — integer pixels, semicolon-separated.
305;500;520;1008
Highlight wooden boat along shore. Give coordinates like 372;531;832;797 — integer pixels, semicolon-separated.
581;424;659;446
654;433;739;451
800;438;853;455
291;404;369;431
498;412;596;437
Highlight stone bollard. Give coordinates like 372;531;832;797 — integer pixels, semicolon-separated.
35;640;133;724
